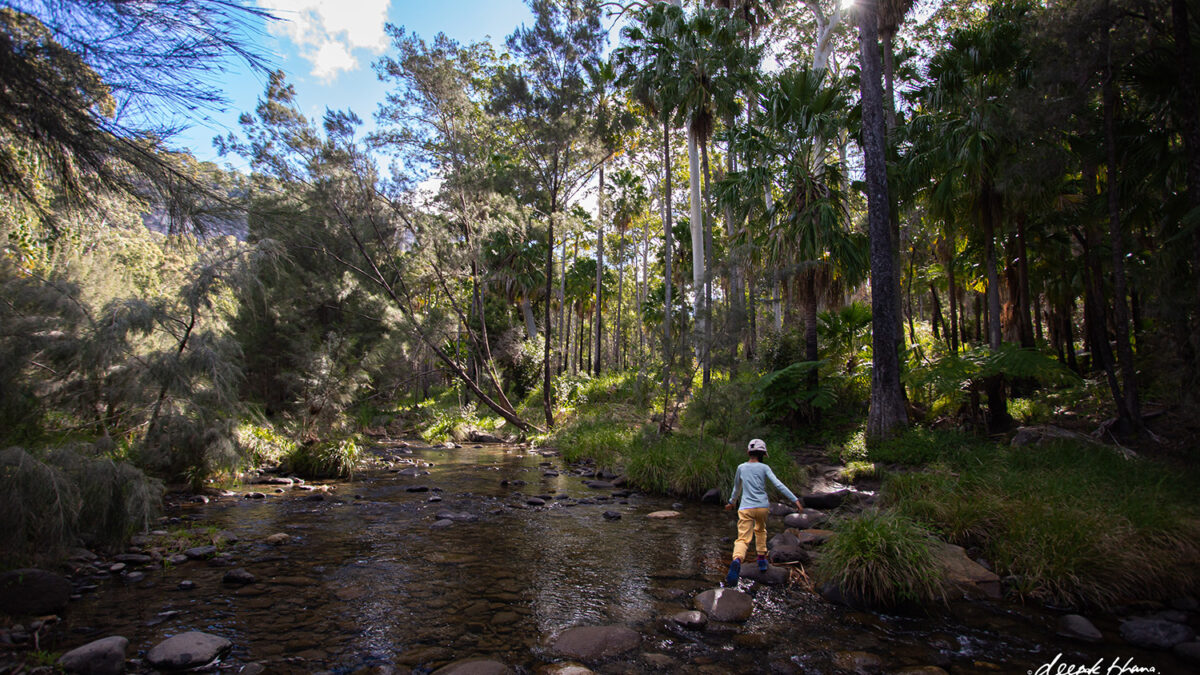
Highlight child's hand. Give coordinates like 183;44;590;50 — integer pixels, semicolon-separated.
795;500;804;512
724;503;734;511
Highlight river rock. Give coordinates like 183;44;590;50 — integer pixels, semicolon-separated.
1151;609;1190;623
671;610;707;629
122;571;145;584
892;667;948;675
265;533;290;545
0;568;71;616
801;489;854;510
397;467;424;477
109;563;126;573
255;476;293;485
166;554;188;565
468;431;504;444
796;528;835;545
700;488;722;505
783;509;827;529
832;651;883;674
113;554;153;566
932;542;1000;598
1174;642;1200;665
694;588;753;622
184;545;217;559
222;569;256;585
646;511;681;519
57;635;128;675
1119;618;1195;649
769;503;797;517
739;563;789;585
146;631;231;670
432;658;511;674
526;497;546;506
177;580;196;590
1057;614;1102;642
551;625;640;661
602;511;621;520
244;492;266;499
431;519;454;529
585;481;614;489
406;485;430;492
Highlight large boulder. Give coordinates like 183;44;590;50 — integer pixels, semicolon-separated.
550;625;640;661
700;488;723;505
146;631;232;670
1119;618;1196;650
931;542;1000;599
0;568;71;616
432;658;511;674
645;511;681;519
57;636;129;675
694;588;753;622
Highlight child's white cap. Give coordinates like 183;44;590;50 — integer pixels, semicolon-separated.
747;438;767;455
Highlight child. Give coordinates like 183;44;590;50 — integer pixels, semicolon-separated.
723;438;803;586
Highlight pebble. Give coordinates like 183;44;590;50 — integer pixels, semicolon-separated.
1057;614;1102;642
602;511;621;520
178;580;196;590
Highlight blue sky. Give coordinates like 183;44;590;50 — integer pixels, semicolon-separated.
177;0;536;165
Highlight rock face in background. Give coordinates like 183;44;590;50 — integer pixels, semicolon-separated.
550;625;640;661
57;635;129;675
146;631;232;670
0;569;71;616
694;588;753;622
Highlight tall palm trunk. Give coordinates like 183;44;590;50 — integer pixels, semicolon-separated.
700;136;714;386
980;185;1009;430
661;119;675;431
595;162;605;376
687;127;705;369
617;229;626;371
1103;56;1142;433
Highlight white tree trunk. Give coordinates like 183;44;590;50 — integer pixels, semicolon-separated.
522;298;538;341
807;1;844;72
688;127;706;356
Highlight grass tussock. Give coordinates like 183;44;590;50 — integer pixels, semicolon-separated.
814;508;948;608
875;429;1200;608
284;436;361;479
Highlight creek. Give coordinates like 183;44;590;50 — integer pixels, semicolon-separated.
54;442;1184;674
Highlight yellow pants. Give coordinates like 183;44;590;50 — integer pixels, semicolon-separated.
732;507;770;562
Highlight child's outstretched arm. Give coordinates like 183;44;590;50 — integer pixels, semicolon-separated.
765;465;803;511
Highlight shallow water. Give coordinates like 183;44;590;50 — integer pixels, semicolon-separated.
54;443;1189;674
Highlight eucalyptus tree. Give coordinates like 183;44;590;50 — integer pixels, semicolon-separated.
856;0;908;439
661;3;761;385
493;0;605;428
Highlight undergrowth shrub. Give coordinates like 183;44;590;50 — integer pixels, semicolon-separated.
814;508;947;608
284;436;361;479
0;446;162;564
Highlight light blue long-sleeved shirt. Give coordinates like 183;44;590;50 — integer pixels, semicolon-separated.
728;461;798;510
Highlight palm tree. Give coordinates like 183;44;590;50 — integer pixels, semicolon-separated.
607;168;649;370
722;67;866;394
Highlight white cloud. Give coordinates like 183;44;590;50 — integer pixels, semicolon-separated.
258;0;391;81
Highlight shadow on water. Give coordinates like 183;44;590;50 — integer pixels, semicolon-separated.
54;443;1187;674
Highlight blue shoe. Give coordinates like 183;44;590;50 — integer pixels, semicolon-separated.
757;555;768;573
724;559;741;587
